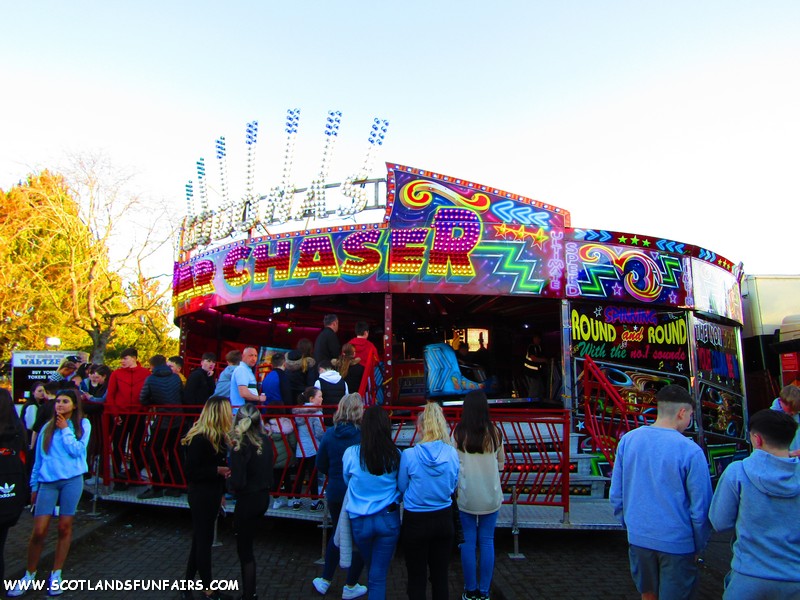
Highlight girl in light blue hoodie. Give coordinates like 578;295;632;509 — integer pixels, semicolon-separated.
399;402;459;600
9;389;90;597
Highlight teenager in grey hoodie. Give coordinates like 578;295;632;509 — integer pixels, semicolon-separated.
710;409;800;599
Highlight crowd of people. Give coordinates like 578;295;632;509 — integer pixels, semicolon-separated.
1;315;506;599
5;316;797;599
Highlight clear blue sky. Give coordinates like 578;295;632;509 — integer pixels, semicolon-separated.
2;1;799;274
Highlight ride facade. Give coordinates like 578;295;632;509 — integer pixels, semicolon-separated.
166;113;748;527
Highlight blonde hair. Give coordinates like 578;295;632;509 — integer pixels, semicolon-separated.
229;403;266;454
182;396;233;453
334;393;364;425
418;402;452;444
780;385;800;412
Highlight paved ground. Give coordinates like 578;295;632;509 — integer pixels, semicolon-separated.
3;496;733;599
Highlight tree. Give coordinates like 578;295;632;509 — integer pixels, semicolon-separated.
0;157;178;364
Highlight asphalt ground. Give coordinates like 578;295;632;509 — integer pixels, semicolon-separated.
2;497;733;599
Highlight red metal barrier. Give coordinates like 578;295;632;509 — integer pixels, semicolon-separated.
94;404;571;511
580;356;654;467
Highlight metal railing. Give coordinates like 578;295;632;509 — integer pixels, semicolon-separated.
90;404;572;516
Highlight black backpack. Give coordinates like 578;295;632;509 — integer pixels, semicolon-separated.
0;444;29;526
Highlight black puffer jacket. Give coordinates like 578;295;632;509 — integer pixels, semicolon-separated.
140;365;183;429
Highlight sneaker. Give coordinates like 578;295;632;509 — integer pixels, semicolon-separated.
342;583;367;599
137;487;164;500
291;499;302;510
48;571;63;596
310;500;325;512
461;591;480;600
7;571;36;597
312;577;330;595
272;497;286;509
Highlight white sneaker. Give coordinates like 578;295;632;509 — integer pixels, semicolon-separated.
342;583;367;599
312;577;330;595
291;499;303;510
272;497;286;509
7;571;36;597
48;571;63;596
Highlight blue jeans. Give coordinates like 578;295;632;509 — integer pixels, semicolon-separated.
350;507;401;600
459;510;499;595
322;501;365;586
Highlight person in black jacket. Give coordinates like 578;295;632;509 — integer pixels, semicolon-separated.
138;354;184;499
228;403;273;600
180;396;232;600
0;389;28;583
184;353;217;406
314;314;341;364
286;338;316;402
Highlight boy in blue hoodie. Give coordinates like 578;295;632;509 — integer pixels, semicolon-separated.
610;384;712;600
710;409;800;599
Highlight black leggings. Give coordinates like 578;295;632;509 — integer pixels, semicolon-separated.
186;485;222;590
234;492;269;599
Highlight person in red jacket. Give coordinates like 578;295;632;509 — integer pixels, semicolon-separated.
347;322;381;405
105;348;151;491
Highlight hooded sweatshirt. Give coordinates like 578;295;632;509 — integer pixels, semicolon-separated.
106;363;151;413
710;449;800;582
314;370;348;406
348;336;380;402
770;398;800;452
399;440;459;512
316;422;361;504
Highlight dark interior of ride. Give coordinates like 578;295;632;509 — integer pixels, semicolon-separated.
179;292;564;405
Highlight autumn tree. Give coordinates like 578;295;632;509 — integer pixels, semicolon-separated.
0;158;177;364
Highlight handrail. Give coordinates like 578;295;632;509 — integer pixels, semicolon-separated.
579;356;654;467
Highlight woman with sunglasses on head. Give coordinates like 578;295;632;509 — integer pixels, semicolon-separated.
342;406;401;600
453;391;505;600
181;396;233;600
228;403;273;600
8;389;90;597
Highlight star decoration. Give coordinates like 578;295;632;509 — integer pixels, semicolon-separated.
630;235;640;245
676;363;684;372
577;420;585;431
492;223;550;247
668;291;678;304
612;282;623;296
618;235;628;243
594;306;603;317
642;239;651;247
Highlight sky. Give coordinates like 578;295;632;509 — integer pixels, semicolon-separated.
2;1;799;276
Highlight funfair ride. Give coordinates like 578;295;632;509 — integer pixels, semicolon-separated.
168;110;749;529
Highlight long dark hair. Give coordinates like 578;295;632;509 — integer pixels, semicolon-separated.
453;390;502;454
0;389;25;444
42;389;85;454
359;406;399;475
24;381;46;408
